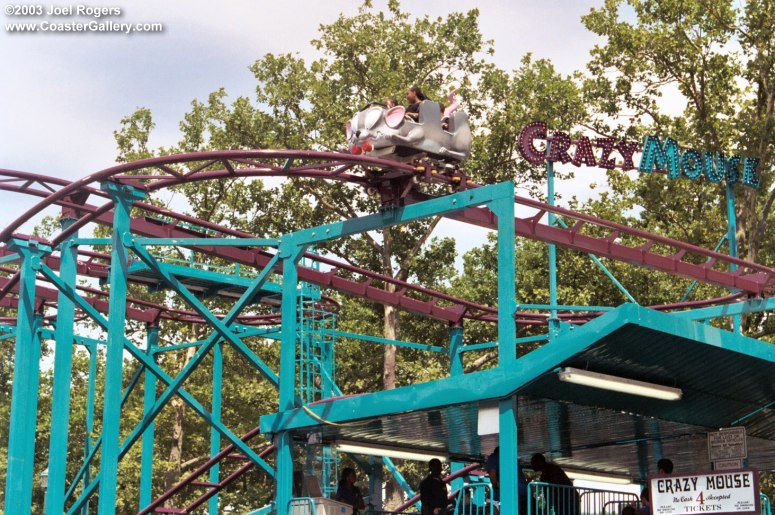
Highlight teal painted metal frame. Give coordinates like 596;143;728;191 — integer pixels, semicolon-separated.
3;238;48;514
45;218;78;515
268;181;518;513
3;167;765;515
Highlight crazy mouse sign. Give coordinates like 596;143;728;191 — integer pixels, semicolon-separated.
518;121;762;189
650;469;760;515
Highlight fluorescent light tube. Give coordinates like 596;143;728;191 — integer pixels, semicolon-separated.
565;471;632;485
557;367;682;401
335;441;447;462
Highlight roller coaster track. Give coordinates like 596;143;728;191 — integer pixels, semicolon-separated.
2;150;772;513
1;150;772;331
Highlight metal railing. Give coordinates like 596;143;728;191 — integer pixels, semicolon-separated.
528;482;639;515
288;497;317;515
762;493;772;515
453;481;496;515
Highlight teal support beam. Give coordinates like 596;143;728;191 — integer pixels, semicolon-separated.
82;342;97;515
128;244;281;386
673;297;775;321
139;325;159;509
553;218;638;304
680;234;728;303
448;325;466;493
546;159;560;340
499;396;519;514
493;193;517;365
382;456;415;499
449;325;464;377
37;260;276;499
286;182;515;249
46;220;78;515
725;182;741;333
275;430;294;514
276;245;303;514
0;251;20;265
4;238;49;515
153;326;279;354
208;341;224;515
98;181;146;514
461;334;548;353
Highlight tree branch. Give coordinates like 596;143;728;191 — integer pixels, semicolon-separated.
396;216;442;281
464;351;497;373
297;182;383;256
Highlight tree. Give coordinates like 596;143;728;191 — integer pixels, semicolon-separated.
581;0;775;332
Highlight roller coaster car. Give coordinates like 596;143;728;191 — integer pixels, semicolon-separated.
346;100;472;164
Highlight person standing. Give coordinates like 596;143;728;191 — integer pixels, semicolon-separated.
335;467;366;514
486;446;528;514
419;458;448;515
531;453;579;515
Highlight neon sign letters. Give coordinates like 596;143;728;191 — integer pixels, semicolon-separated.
518;121;761;189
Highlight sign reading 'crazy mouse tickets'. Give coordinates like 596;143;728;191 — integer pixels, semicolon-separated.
650;469;760;515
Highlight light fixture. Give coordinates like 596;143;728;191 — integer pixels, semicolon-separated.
565;470;632;485
335;441;447;462
557;367;682;401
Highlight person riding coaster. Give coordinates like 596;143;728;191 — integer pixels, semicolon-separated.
346;100;473;164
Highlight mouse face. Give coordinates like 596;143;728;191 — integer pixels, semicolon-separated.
346;106;412;155
346;101;471;163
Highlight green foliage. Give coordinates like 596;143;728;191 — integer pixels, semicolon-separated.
468;55;587;196
4;0;775;512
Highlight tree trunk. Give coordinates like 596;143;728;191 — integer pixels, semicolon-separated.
380;229;405;508
162;341;198;505
382;297;398;391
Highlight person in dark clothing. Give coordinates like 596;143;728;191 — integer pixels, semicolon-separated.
419;458;448;515
405;85;427;121
639;487;652;515
486;446;528;513
335;467;365;514
531;453;579;515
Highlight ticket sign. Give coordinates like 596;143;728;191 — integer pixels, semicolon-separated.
650;469;760;515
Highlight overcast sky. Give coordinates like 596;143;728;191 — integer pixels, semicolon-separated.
1;0;608;233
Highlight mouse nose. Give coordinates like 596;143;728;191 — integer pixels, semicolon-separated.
355;130;361;138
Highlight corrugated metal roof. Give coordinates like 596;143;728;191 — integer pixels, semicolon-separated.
279;305;775;480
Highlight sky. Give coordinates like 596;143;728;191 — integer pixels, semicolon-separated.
0;0;609;226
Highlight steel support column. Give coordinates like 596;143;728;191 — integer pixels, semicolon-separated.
208;340;224;515
448;324;466;493
82;341;98;515
97;181;146;513
4;238;49;514
725;182;741;332
277;244;303;513
498;395;519;514
46;220;78;515
139;324;159;509
547;159;560;339
493;193;517;365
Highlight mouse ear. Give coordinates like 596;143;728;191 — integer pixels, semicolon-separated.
385;106;406;128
